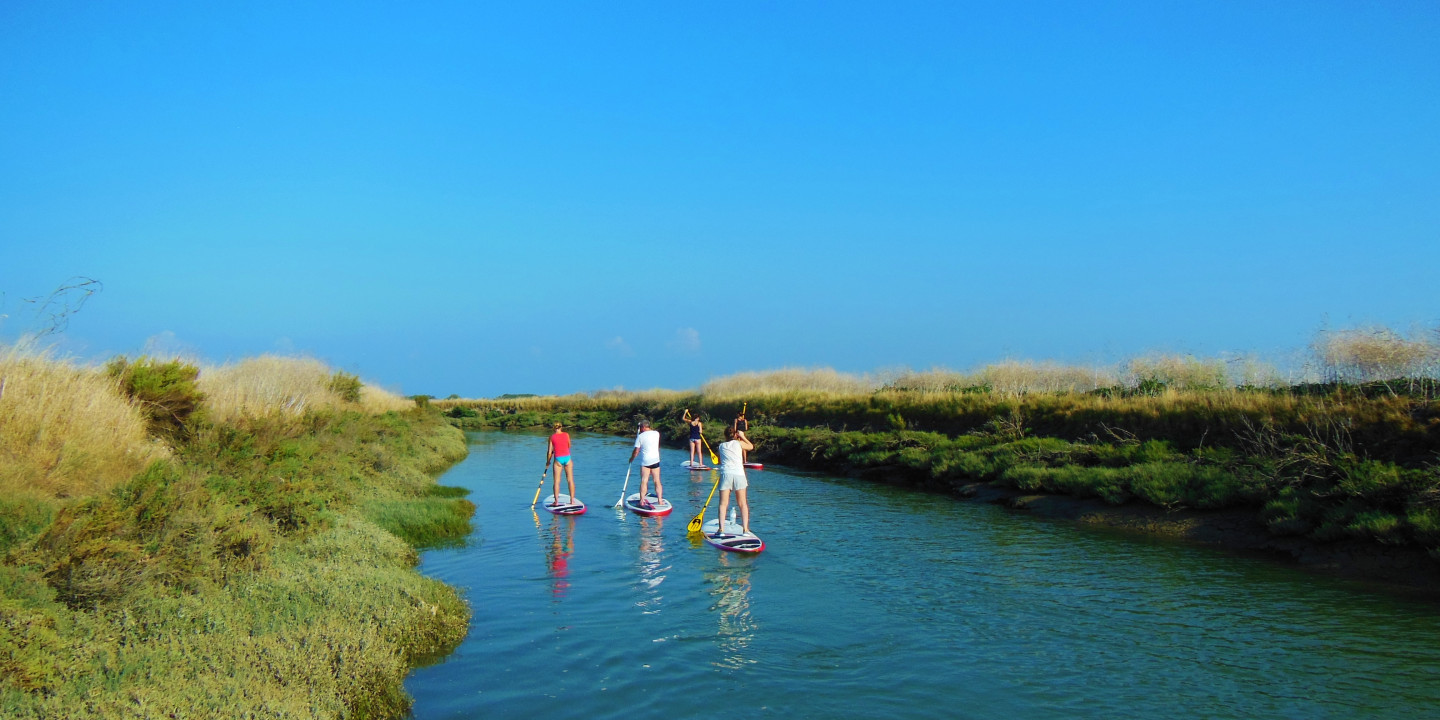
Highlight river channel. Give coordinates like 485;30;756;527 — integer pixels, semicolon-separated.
405;431;1440;719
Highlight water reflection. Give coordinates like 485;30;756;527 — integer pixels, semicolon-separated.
707;554;757;669
540;512;575;600
635;516;669;615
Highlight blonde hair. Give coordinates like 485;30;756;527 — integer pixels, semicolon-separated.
552;422;563;431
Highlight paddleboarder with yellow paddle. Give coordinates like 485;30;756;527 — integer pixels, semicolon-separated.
682;409;709;467
714;426;755;536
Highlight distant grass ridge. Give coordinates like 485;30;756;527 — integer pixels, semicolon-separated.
1;349;471;719
437;366;1440;559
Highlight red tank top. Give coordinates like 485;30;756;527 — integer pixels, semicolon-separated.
550;432;571;456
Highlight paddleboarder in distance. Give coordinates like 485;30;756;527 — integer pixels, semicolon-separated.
547;422;577;506
628;419;664;508
683;409;704;467
715;426;755;536
732;410;750;464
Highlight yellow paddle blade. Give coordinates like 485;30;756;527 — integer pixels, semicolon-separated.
687;514;703;533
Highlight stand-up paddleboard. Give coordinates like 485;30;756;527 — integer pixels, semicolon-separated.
540;493;586;515
681;460;714;471
701;518;765;553
624;493;673;517
743;462;764;470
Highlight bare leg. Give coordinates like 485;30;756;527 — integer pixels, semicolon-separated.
653;468;663;503
717;489;730;535
638;469;650;506
565;461;576;500
552;461;562;503
736;487;750;534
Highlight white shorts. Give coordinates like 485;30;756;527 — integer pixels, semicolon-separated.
720;472;748;491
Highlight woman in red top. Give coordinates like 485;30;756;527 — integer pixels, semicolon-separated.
547;422;577;505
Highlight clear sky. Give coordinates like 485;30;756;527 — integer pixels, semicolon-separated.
2;1;1437;397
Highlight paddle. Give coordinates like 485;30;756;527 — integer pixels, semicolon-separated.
700;433;719;466
613;463;632;508
531;457;551;507
687;473;722;534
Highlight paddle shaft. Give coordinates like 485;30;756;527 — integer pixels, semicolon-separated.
700;432;719;466
531;457;551;506
687;474;722;533
614;463;632;508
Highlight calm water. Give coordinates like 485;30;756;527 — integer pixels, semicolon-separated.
405;431;1440;719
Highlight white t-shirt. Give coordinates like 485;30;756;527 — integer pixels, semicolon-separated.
634;429;661;466
718;439;745;472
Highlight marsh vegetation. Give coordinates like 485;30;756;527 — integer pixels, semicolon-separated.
1;349;471;718
439;326;1440;563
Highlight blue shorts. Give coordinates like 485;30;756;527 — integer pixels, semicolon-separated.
554;455;571;466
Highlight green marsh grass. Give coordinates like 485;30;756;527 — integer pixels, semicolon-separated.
1;350;471;719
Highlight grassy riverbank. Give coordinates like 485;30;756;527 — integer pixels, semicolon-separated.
437;345;1440;566
1;350;472;719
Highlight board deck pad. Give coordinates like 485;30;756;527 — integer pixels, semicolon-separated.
540;493;586;515
624;493;673;516
701;518;765;553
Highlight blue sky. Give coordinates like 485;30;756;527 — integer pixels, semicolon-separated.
2;1;1437;396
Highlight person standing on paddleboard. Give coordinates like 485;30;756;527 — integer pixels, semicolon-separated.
683;409;704;466
715;426;755;535
628;419;664;508
733;411;750;464
547;422;577;505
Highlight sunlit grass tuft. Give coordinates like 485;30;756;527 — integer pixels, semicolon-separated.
0;344;169;501
699;367;876;397
199;354;410;422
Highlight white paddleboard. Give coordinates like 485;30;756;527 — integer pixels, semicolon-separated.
540;493;586;515
681;460;714;470
701;518;765;553
624;493;672;517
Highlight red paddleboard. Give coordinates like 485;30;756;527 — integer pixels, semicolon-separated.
743;462;764;470
624;493;673;517
540;493;586;515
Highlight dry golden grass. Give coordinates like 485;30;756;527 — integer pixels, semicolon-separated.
1313;326;1438;383
0;345;169;499
699;367;876;398
199;355;409;422
1126;354;1230;391
433;388;690;414
359;383;413;414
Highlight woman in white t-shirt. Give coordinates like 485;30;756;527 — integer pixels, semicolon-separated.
715;427;755;535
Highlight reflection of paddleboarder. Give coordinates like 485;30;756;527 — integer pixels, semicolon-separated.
547;423;577;505
683;409;704;466
544;518;573;598
715;427;755;535
627;419;664;508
